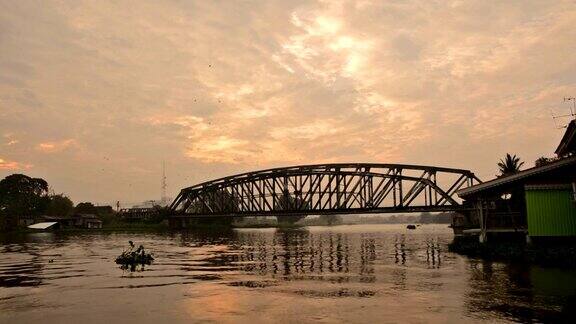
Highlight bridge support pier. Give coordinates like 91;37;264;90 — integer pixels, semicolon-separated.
478;200;488;243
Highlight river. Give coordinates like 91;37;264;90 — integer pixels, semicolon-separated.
1;224;575;323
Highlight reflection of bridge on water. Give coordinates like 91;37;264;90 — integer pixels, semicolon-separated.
179;229;445;288
169;163;481;227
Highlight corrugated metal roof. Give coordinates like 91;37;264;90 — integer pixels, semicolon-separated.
457;155;576;198
28;222;58;229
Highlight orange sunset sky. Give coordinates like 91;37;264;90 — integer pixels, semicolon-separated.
1;0;575;204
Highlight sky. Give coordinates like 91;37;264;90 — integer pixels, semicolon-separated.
1;0;575;205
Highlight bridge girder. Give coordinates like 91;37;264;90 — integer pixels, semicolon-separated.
169;163;481;217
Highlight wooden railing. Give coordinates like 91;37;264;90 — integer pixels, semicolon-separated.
486;212;524;229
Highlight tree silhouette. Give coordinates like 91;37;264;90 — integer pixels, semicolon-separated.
497;153;524;177
46;194;74;217
0;174;49;230
534;156;556;167
274;190;308;224
187;189;240;214
75;202;97;214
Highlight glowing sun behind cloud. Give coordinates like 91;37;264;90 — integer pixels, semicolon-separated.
0;0;574;203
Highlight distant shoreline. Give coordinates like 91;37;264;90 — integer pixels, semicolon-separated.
1;221;449;234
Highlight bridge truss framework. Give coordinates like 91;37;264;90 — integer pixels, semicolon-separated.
169;163;481;218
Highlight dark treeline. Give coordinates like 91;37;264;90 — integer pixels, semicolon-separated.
0;174;67;230
2;173;455;232
0;173;119;231
234;212;454;228
343;212;453;224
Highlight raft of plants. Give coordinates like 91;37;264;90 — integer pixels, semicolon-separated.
115;241;154;271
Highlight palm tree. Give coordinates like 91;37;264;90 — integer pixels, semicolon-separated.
497;153;524;177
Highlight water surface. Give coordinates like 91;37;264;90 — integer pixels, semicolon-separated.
1;224;575;323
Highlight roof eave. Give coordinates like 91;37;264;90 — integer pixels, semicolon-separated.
555;120;576;156
457;155;576;198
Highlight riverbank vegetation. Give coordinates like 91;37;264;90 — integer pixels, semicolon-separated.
2;173;455;233
231;212;452;228
233;214;344;228
0;173;171;233
0;174;68;231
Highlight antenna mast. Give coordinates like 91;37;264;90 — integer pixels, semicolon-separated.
564;97;576;119
551;97;576;129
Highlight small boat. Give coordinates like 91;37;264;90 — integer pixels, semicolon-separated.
406;224;416;230
28;222;60;231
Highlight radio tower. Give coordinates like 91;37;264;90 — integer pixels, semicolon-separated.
161;161;168;206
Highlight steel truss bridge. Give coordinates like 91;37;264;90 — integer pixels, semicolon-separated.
169;163;481;218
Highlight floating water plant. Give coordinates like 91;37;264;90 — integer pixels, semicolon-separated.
115;241;154;271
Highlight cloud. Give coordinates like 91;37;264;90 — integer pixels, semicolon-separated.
37;139;77;153
0;157;32;170
0;0;575;202
3;133;19;146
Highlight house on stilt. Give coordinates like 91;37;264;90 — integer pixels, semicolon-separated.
454;120;576;243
